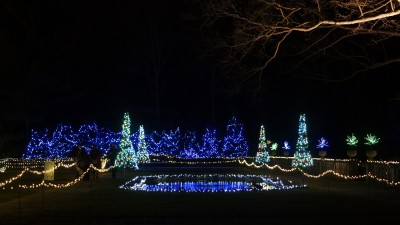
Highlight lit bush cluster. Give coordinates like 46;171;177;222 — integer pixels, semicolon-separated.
24;117;249;159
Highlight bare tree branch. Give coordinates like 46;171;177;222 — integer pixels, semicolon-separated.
201;0;400;87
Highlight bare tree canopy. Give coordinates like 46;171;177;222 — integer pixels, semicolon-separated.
201;0;400;87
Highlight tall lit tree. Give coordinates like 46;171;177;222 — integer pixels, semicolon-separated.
115;112;138;169
255;125;270;164
137;125;150;163
222;117;249;158
292;114;313;168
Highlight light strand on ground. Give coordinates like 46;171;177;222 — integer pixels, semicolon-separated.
238;159;400;184
119;174;303;192
0;169;27;187
18;164;115;189
0;158;74;169
1;163;113;189
158;159;238;165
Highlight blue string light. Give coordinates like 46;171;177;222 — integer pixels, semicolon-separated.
316;137;329;149
24;117;250;159
180;131;200;158
222;117;249;158
200;128;220;158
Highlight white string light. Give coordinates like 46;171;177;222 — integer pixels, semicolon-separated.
1;158;74;169
238;159;399;185
2;157;400;188
0;169;27;187
18;164;115;189
1;163;114;189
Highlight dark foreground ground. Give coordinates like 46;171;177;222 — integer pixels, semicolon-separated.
1;165;399;225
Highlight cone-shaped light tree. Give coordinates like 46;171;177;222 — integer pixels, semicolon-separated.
137;125;150;163
292;114;313;168
115;112;138;169
255;125;270;164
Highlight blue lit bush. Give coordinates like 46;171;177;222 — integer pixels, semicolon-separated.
24;117;249;159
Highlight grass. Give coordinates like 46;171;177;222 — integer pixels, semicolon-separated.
1;165;399;225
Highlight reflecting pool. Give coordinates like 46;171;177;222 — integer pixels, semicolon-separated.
120;174;303;192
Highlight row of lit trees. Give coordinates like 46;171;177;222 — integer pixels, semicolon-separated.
24;112;381;169
24;116;249;160
254;114;381;168
255;114;314;168
117;113;382;169
146;117;248;158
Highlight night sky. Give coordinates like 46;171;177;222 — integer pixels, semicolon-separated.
1;1;399;158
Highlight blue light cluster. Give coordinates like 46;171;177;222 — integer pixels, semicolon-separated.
120;174;303;192
24;117;249;159
146;117;248;158
24;124;120;159
200;128;220;158
316;137;329;149
222;117;249;158
162;128;181;156
179;131;200;158
282;141;291;150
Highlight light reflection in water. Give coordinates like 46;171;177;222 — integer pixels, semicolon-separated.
120;174;304;192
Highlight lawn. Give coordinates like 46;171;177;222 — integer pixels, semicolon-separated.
1;165;399;225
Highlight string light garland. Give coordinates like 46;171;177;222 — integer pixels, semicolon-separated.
18;164;115;189
239;159;296;172
157;159;238;165
2;157;400;189
367;160;400;165
1;158;74;169
0;161;77;188
0;169;27;188
238;159;400;185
